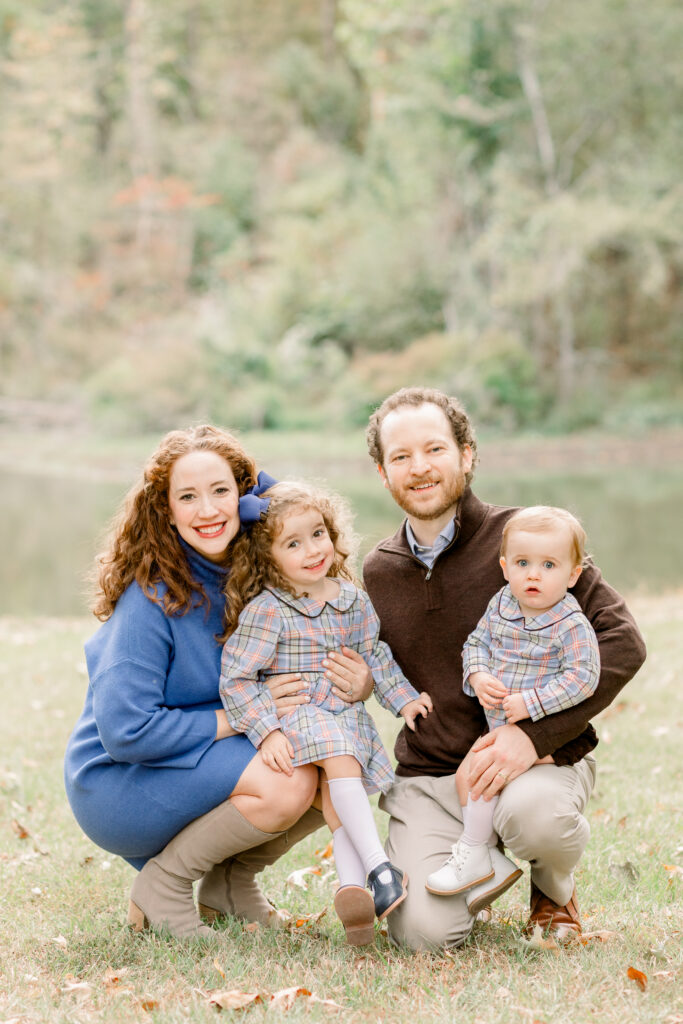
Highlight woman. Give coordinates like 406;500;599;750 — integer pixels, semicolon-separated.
64;425;371;938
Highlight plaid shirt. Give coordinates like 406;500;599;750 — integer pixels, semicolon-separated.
463;585;600;729
219;581;419;788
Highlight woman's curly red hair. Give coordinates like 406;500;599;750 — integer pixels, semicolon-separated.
91;424;257;621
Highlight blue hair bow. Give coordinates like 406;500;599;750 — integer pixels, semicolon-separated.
238;471;278;531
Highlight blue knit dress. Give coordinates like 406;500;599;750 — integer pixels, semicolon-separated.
63;540;256;869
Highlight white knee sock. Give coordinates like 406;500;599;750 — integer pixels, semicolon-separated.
461;794;498;847
327;777;388;875
332;826;367;888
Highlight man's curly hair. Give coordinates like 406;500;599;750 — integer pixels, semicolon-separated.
366;386;478;485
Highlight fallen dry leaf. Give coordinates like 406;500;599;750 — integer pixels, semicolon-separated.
520;924;559;951
580;930;621;944
270;987;312;1010
307;994;344;1011
61;979;91;993
213;959;226;980
609;859;640;883
663;864;683;878
11;819;29;840
285;866;323;889
653;971;675;980
140;1000;159;1011
287;907;328;931
103;967;130;986
315;841;334;860
209;989;263;1010
627;966;648;991
244;921;260;933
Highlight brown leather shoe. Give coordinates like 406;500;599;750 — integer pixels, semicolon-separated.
523;881;582;943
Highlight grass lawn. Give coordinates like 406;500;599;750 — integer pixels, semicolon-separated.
0;594;681;1024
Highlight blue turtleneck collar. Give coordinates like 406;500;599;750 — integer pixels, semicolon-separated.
177;534;230;589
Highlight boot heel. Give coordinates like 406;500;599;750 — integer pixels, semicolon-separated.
198;902;221;925
127;900;148;933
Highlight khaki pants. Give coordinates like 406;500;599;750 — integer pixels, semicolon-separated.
379;756;596;951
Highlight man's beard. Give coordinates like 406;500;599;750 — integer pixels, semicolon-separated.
387;468;467;521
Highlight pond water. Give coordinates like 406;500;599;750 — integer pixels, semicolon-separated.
2;459;682;617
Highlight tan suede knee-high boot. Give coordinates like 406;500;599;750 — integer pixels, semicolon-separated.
197;807;325;926
128;800;285;939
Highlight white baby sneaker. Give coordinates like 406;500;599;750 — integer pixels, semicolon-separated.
425;841;495;896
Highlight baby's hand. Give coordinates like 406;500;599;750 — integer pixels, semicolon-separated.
260;730;294;775
400;692;433;731
503;692;529;724
469;671;507;710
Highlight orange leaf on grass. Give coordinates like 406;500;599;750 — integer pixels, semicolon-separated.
627;966;647;991
271;987;312;1010
315;841;334;860
580;930;621;944
209;989;263;1010
11;819;29;840
140;1000;159;1011
285;865;323;889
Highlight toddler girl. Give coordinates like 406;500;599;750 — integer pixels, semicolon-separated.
219;481;432;944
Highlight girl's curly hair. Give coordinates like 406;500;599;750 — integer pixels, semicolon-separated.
223;481;359;640
91;424;257;622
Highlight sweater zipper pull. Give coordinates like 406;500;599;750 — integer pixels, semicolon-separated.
425;568;433;581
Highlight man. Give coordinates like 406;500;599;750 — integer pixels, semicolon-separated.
363;386;646;951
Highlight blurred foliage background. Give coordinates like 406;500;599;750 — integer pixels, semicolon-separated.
0;0;681;436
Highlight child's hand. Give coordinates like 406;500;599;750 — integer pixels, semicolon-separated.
260;730;294;775
469;671;507;709
503;692;529;724
400;692;433;731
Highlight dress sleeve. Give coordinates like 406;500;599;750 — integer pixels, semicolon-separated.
516;563;647;759
89;597;218;769
355;593;420;715
462;596;497;694
521;616;601;721
219;599;282;747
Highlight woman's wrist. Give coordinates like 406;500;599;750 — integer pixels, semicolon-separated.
214;708;237;740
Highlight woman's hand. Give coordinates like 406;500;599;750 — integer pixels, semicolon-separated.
400;692;433;731
259;730;294;776
214;708;237;740
263;673;311;719
324;647;374;703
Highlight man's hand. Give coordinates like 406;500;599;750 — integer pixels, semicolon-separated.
400;692;433;731
325;647;374;704
469;671;508;709
467;724;537;800
503;692;529;724
259;730;295;775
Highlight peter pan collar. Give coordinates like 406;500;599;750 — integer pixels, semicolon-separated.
497;584;581;630
266;579;359;618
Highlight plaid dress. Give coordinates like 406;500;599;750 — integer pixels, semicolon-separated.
463;585;600;730
219;580;420;793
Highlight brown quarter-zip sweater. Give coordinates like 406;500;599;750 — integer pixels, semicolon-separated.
363;488;647;778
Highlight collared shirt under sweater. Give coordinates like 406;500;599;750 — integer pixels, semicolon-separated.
363;487;646;778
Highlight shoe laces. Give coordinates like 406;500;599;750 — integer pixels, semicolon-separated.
445;842;470;872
